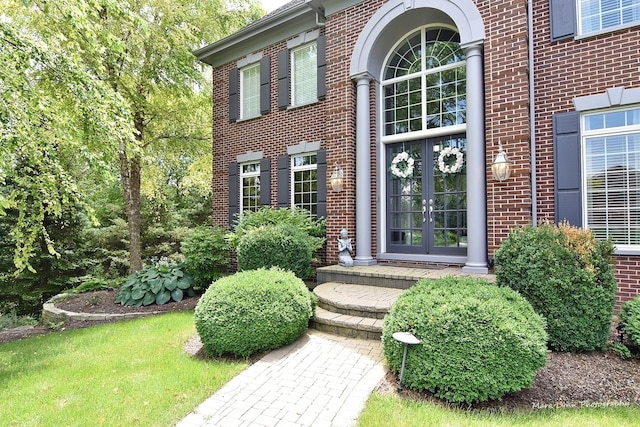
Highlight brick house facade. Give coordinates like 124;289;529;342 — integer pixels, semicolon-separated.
196;0;640;306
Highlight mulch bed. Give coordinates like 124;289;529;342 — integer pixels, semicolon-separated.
2;290;640;412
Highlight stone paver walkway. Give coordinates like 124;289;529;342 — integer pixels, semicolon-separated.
176;330;385;427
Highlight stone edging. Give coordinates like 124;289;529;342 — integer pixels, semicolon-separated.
41;293;161;324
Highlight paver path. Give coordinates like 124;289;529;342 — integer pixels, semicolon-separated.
177;330;385;427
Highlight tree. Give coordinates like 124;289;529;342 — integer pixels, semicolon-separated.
1;0;263;273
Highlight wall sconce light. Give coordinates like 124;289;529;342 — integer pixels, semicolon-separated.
330;162;344;192
491;141;513;182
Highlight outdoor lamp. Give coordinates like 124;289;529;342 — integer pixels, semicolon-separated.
491;141;513;182
330;162;344;192
392;331;421;393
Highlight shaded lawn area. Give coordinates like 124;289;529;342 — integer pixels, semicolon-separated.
0;313;246;427
358;393;640;427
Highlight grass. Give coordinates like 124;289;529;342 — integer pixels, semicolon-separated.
358;393;640;427
0;312;246;427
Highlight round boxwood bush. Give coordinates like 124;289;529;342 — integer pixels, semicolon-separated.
382;276;548;404
494;221;617;352
194;267;317;357
236;222;313;279
621;296;640;349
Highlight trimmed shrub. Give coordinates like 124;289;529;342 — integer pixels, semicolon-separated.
227;206;325;253
194;267;317;357
237;223;314;279
182;226;229;288
382;276;548;404
115;262;195;306
494;221;617;352
621;296;640;349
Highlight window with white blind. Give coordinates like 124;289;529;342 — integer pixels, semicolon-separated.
240;63;260;119
583;106;640;249
291;153;318;216
579;0;640;34
291;42;317;106
240;162;261;212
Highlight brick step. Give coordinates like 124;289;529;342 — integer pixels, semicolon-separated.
310;306;383;340
313;282;404;320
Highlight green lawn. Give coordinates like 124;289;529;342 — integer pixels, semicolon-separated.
0;313;246;427
358;393;640;427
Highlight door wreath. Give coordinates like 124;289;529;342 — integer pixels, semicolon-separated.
390;151;415;179
437;147;464;174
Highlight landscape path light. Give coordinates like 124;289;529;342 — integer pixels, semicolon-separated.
392;331;421;393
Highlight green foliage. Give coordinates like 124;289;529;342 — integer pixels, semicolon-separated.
228;206;325;252
237;223;315;279
194;267;317;358
0;311;37;331
182;226;230;288
609;342;632;360
620;296;640;350
0;200;90;316
494;222;617;352
115;262;195;307
382;276;548;404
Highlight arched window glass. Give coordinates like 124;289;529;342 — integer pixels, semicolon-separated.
383;27;466;137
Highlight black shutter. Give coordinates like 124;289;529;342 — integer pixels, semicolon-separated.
260;158;271;206
317;36;326;100
228;68;239;122
277;155;289;207
316;149;327;218
260;56;271;115
549;0;576;41
228;162;239;228
277;49;290;110
553;111;582;227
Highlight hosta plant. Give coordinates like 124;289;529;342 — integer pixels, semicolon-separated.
115;263;195;306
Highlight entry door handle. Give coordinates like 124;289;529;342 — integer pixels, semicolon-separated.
428;199;434;223
422;199;427;223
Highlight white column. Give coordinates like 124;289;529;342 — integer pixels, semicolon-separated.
353;74;376;266
462;44;488;274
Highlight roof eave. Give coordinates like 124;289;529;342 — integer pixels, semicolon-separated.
195;3;315;67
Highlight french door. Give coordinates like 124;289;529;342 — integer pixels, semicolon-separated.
386;136;468;255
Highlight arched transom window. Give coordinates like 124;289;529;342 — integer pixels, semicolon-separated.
383;26;466;137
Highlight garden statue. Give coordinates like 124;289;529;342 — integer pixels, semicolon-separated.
337;229;353;267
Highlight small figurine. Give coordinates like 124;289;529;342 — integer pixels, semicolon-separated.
338;229;354;267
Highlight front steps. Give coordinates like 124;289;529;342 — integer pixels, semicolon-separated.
311;265;495;340
311;282;404;340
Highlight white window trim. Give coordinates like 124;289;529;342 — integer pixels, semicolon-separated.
577;0;640;37
290;152;318;212
290;42;318;108
239;161;260;212
581;105;640;254
379;25;467;144
239;62;260;120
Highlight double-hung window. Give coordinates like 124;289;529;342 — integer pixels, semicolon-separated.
291;42;317;106
291;153;318;216
579;0;640;34
240;63;260;120
583;106;640;249
240;162;261;212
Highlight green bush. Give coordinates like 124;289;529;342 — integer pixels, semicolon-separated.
494;221;617;352
115;262;195;306
182;226;229;288
237;223;314;279
382;276;548;404
227;206;325;253
194;267;316;357
621;296;640;349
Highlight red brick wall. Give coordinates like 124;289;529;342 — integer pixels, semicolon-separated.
478;0;533;254
210;0;640;304
532;0;640;305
